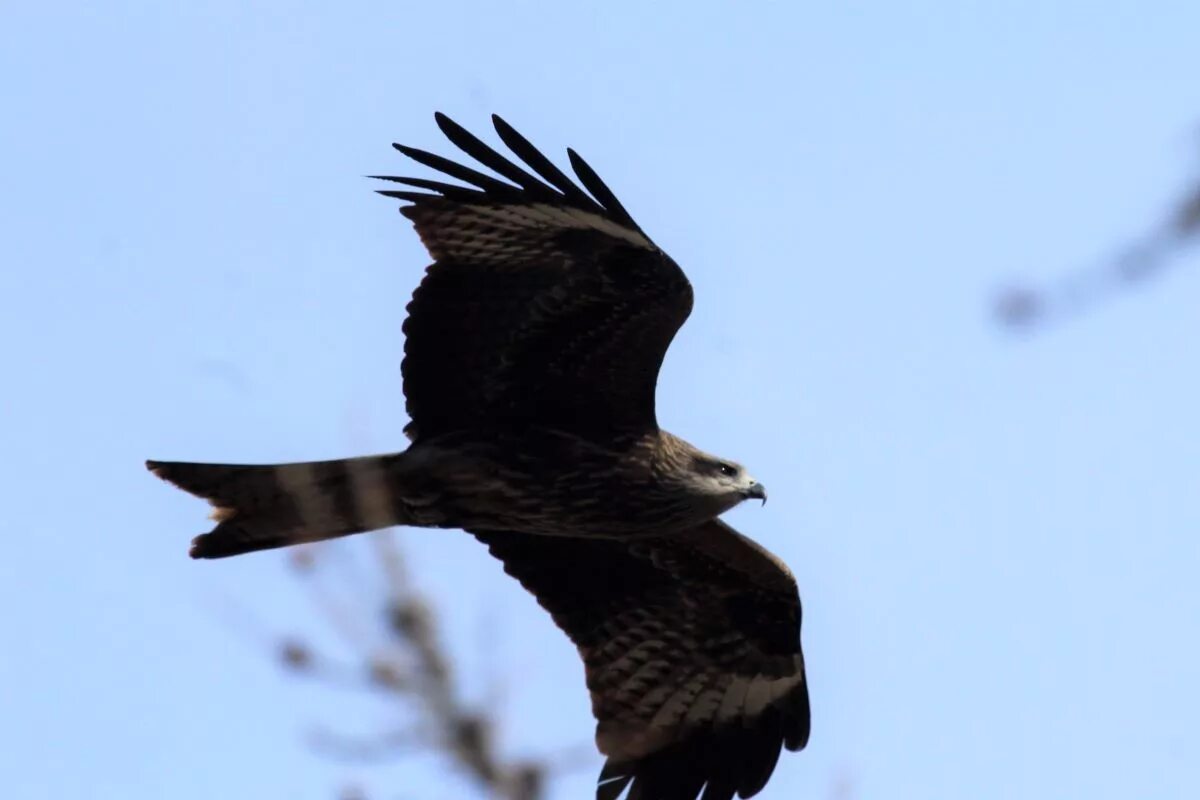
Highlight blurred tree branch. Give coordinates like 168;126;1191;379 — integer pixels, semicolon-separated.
994;136;1200;330
259;532;588;800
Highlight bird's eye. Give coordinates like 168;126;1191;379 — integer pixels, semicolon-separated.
718;462;738;477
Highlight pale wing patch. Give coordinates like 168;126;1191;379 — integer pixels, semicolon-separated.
597;718;675;761
427;203;653;264
684;680;729;727
716;675;751;726
209;504;238;523
613;657;675;702
647;668;713;731
531;204;653;248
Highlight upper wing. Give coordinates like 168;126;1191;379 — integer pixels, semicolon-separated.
472;521;809;800
376;113;694;443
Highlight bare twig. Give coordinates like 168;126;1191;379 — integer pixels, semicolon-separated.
258;528;589;800
994;137;1200;331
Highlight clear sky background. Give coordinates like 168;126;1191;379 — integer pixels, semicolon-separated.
2;2;1198;799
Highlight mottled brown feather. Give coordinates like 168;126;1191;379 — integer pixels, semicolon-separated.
473;520;809;800
378;116;694;443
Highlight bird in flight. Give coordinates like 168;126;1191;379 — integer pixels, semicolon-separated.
148;113;810;800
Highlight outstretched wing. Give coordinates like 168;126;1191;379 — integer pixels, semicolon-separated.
473;521;809;800
376;113;694;443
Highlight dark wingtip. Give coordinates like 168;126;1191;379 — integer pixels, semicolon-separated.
596;768;633;800
783;698;811;751
565;147;640;231
375;189;436;202
393;142;437;160
433;111;464;138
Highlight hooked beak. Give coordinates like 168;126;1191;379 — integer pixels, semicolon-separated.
743;482;767;506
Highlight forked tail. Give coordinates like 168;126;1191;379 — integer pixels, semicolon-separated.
147;454;411;558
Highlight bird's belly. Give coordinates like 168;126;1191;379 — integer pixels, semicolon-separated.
444;472;701;538
401;436;703;538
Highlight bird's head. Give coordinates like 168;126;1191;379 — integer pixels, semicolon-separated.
653;433;767;520
682;452;767;514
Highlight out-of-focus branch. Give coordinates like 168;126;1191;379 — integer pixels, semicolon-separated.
265;532;583;800
994;141;1200;331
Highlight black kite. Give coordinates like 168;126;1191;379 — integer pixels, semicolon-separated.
149;113;809;800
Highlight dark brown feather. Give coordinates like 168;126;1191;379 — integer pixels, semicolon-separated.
434;111;558;200
473;520;809;800
490;114;606;211
377;114;692;442
146;455;414;558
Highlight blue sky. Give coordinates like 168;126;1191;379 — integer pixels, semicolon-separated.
2;2;1199;798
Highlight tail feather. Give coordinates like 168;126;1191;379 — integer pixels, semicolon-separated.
147;455;409;558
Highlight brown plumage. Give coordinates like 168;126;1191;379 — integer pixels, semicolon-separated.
475;522;808;800
148;113;809;800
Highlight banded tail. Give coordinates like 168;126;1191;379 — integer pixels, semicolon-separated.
147;455;411;558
